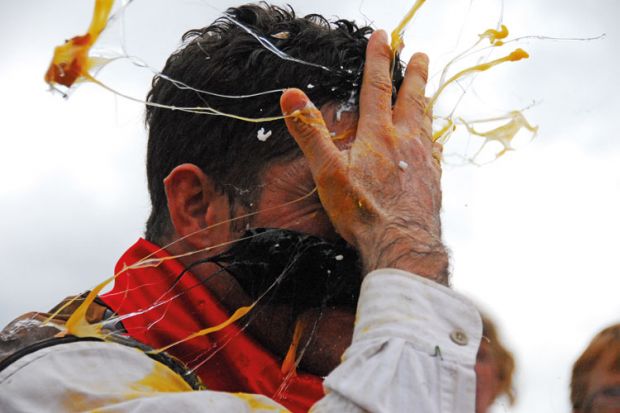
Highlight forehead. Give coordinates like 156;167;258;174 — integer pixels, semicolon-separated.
248;103;358;238
587;346;620;395
259;100;359;191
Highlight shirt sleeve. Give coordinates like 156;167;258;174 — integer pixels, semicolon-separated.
311;269;482;413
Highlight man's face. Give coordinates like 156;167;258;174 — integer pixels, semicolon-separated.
580;349;620;413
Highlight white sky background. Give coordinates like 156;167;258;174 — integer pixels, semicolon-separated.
0;0;618;412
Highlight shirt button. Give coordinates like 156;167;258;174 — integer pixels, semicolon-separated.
450;329;468;346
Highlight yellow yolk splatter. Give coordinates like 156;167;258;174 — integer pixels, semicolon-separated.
432;118;456;143
390;0;427;58
128;358;194;393
44;0;115;87
293;107;325;127
280;318;308;376
43;0;293;124
480;24;509;45
330;127;356;142
153;304;255;354
461;110;538;161
62;274;116;338
234;393;289;412
428;48;530;110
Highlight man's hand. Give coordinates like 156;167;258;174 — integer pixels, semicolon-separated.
280;30;448;285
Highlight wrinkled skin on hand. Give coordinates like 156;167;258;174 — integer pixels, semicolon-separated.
281;30;448;285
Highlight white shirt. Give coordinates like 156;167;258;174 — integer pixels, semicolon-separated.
0;269;482;412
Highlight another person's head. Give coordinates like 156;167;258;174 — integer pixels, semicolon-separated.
144;3;404;245
571;323;620;413
475;313;516;413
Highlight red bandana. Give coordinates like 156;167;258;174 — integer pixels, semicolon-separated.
101;238;324;412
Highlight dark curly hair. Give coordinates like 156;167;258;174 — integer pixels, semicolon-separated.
145;2;404;243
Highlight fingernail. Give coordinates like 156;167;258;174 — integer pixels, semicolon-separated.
414;52;429;64
375;29;388;45
282;88;311;115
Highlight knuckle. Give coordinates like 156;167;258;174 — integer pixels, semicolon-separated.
295;124;320;146
293;117;327;143
424;97;433;117
368;74;394;95
405;93;427;113
381;129;399;150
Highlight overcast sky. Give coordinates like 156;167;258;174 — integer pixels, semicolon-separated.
0;1;618;412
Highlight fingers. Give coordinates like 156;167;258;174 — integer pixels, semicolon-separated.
280;88;344;180
394;52;430;134
358;30;394;133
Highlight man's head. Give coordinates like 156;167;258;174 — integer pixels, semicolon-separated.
144;3;404;244
571;323;620;413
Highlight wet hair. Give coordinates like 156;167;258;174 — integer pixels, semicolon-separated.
570;323;620;412
144;2;404;243
480;313;516;405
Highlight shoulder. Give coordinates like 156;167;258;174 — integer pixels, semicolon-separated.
0;339;288;412
0;292;112;364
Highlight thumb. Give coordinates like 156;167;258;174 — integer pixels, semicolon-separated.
280;88;342;174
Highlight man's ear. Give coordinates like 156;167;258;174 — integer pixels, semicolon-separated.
164;163;229;249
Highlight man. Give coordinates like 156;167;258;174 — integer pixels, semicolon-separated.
571;323;620;413
0;4;481;412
